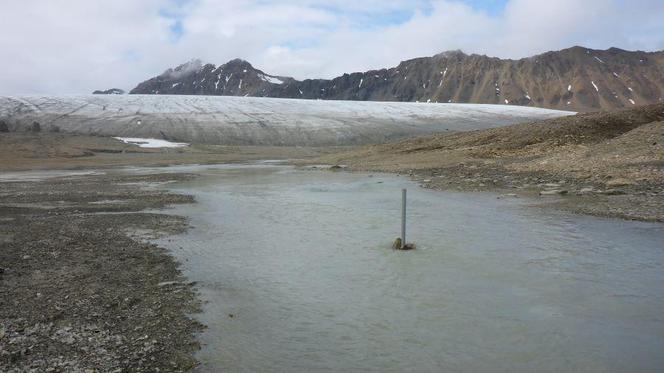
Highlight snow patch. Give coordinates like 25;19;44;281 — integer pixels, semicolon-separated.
358;78;363;88
613;72;620;78
238;79;242;89
504;99;509;104
525;94;531;100
260;74;284;85
568;85;572;92
628;87;633;92
629;99;636;105
591;81;599;92
593;56;605;63
114;137;189;148
171;82;181;88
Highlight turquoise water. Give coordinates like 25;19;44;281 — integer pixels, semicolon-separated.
155;165;664;372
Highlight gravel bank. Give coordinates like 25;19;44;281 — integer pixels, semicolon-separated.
0;172;203;372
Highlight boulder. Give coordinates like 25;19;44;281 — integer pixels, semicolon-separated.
30;121;41;132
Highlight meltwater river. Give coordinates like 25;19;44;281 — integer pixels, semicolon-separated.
152;164;664;372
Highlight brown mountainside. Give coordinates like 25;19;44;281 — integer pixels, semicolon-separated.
128;46;664;112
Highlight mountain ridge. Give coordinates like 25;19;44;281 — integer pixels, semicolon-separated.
127;46;664;112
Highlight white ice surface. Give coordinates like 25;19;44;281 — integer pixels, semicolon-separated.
0;95;573;146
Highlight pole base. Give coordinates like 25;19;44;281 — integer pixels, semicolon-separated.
393;238;415;250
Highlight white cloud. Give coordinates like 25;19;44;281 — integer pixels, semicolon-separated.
0;0;662;94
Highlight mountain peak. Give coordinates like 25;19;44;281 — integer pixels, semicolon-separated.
161;58;206;80
434;50;467;59
222;58;254;70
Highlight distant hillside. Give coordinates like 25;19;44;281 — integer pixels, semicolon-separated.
129;46;664;112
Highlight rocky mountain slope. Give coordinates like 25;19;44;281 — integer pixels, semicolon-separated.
129;47;664;112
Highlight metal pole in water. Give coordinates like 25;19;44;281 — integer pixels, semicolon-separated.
401;188;407;248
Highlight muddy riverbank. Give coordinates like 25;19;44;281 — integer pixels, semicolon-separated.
0;171;203;372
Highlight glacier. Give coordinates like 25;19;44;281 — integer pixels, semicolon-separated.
0;95;573;146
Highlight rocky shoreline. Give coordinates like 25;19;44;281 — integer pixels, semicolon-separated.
0;172;203;372
404;164;664;222
311;104;664;223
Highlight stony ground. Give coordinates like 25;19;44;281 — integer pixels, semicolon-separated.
0;172;204;372
310;103;664;222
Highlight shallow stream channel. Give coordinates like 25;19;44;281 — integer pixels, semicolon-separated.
149;164;664;372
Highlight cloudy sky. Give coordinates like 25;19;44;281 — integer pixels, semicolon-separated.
1;0;663;95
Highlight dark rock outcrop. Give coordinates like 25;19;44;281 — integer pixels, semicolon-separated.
130;46;664;112
0;120;8;133
93;88;125;95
